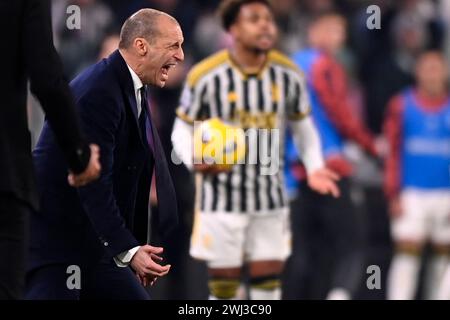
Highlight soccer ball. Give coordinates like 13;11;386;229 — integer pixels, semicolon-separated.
193;118;246;170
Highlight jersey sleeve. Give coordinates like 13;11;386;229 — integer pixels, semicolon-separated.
286;70;312;121
176;77;210;124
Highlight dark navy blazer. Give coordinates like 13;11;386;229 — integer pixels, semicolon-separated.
29;50;153;270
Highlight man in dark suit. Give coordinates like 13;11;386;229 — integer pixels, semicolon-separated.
25;8;183;299
0;0;101;300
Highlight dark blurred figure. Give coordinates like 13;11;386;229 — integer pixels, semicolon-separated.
274;0;335;54
97;33;120;61
353;0;445;134
285;12;380;300
0;0;100;299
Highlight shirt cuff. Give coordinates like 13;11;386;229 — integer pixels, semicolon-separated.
113;246;140;268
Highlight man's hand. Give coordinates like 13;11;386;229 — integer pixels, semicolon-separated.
136;273;158;287
194;163;232;175
68;144;101;187
131;245;171;287
307;167;341;198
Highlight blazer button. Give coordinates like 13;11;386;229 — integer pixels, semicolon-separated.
104;242;109;247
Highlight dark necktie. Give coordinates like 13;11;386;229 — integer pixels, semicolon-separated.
139;86;178;239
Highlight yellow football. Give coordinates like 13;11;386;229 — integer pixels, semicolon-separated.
193;118;246;170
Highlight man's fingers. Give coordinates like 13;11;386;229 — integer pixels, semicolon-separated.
68;174;86;187
319;180;340;198
144;265;170;276
67;144;102;187
146;259;170;272
323;168;340;181
310;178;340;198
68;174;75;186
328;181;340;198
144;263;171;277
150;253;163;261
136;272;147;286
145;270;168;277
89;144;101;179
142;244;164;254
90;144;100;155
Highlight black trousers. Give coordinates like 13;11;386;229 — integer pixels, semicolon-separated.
25;260;150;300
283;178;366;299
0;195;29;299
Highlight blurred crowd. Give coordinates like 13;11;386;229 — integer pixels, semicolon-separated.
27;0;450;299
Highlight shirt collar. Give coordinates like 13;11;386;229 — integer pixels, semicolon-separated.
126;64;144;93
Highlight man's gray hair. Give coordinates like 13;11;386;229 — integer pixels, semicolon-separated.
119;9;177;49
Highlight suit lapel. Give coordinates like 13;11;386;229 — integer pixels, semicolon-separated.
108;50;145;145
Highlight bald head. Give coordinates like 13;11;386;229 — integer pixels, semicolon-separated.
118;9;184;88
119;9;178;49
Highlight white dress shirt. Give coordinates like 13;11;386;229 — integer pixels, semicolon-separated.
127;64;144;116
113;65;145;268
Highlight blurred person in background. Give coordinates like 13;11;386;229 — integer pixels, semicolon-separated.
52;0;115;78
192;6;231;59
172;0;340;300
273;0;335;55
0;0;101;299
271;0;304;55
384;51;450;300
286;12;380;300
438;0;450;58
355;0;443;134
97;33;120;60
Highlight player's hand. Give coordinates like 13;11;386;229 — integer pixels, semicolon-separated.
307;167;341;198
131;245;170;286
389;197;402;219
68;144;101;187
194;163;232;174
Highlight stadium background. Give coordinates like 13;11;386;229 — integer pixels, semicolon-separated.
26;0;450;299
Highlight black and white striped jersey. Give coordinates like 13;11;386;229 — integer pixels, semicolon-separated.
176;49;311;213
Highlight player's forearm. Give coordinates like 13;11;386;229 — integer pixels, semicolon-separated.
289;116;325;174
171;118;194;170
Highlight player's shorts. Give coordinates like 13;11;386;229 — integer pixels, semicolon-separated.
190;207;291;268
391;188;450;244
